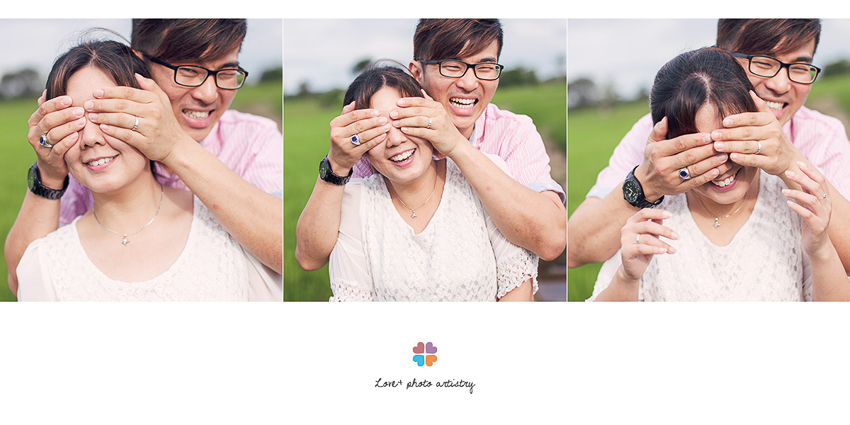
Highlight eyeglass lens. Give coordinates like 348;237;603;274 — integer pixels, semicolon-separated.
749;56;818;83
175;66;246;89
439;60;501;80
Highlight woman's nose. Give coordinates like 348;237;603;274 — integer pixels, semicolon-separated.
386;125;406;147
79;116;105;148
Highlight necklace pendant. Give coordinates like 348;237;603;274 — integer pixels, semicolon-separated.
713;218;720;228
411;211;417;219
122;235;129;246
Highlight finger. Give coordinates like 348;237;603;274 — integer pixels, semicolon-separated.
728;152;764;168
667;144;723;169
783;188;821;212
420;89;434;101
392;116;433;129
30;96;75;127
349;123;391;145
720;91;775;128
676;153;728;180
36;107;86;140
87;111;139;130
37;90;47;107
785;197;819;223
630;220;679;241
357;132;388;152
396;97;438;108
627;208;672;224
46;131;80;157
785;166;824;198
713;140;761;154
330;109;381;128
647;117;668;144
97;122;143;147
343;116;389;137
653;132;713;156
341;101;356;115
84;98;148;117
94;84;156;104
796;161;827;188
390;106;433;120
134;73;170;102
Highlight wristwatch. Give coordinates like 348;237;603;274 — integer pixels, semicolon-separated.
27;163;69;200
318;156;352;185
623;165;663;209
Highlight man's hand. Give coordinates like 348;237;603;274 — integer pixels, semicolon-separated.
636;116;731;201
391;90;466;159
84;74;192;165
712;91;803;175
327;101;391;174
27;91;86;187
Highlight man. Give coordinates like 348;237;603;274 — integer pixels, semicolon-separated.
5;19;282;296
295;19;566;271
569;19;850;275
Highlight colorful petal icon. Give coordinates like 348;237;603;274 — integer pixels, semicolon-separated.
425;355;437;366
412;342;438;367
413;342;425;354
425;342;437;354
413;354;425;366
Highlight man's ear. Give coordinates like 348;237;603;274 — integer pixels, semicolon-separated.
408;60;424;83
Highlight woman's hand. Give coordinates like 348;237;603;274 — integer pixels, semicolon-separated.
390;90;466;159
26;91;87;187
783;161;833;258
619;208;678;281
84;74;193;165
327;101;391;174
636;116;730;202
712;91;803;176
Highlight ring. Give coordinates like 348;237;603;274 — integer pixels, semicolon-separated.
755;141;761;155
636;234;641;244
678;168;691;180
39;133;54;149
131;116;139;132
427;117;432;129
350;134;361;146
822;193;828;200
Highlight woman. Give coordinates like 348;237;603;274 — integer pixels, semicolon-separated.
326;65;537;301
15;40;280;301
590;47;848;301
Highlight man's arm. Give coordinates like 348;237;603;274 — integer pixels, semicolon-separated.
6;191;62;296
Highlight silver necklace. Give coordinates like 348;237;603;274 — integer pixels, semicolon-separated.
93;184;164;246
693;185;751;228
393;166;439;219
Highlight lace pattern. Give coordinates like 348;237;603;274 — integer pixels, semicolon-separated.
39;197;250;301
497;248;539;299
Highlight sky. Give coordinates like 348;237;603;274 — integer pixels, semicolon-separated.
0;19;281;87
569;19;850;99
284;19;567;95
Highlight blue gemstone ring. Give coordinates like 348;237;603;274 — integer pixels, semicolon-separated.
39;133;54;149
678;167;690;180
350;134;361;146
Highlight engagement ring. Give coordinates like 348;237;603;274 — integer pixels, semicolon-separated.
678;168;690;180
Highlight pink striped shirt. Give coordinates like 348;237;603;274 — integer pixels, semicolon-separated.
587;106;850;200
59;110;282;226
352;103;564;201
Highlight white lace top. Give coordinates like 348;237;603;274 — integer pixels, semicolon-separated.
590;171;812;302
16;197;282;302
329;156;538;302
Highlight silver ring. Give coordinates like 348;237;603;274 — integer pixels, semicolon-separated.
636;234;641;244
822;193;828;200
678;168;691;180
755;141;761;155
131;116;139;132
39;133;54;149
350;134;361;146
427;117;432;129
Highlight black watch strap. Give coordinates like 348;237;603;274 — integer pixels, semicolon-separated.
319;156;352;185
27;163;69;200
623;165;663;209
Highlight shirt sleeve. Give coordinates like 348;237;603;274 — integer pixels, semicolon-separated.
492;112;565;203
58;177;93;227
240;122;283;198
243;248;282;301
328;181;376;301
15;239;56;301
586;113;654;199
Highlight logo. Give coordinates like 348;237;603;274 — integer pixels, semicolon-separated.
412;342;437;367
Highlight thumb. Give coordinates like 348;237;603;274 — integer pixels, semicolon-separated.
648;116;668;143
421;89;434;101
135;73;169;101
749;90;771;114
341;101;356;115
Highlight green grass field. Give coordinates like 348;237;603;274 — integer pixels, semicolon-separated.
284;83;567;301
0;81;281;302
567;74;850;302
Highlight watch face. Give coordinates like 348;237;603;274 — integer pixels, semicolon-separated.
27;166;35;190
318;158;329;179
623;180;639;202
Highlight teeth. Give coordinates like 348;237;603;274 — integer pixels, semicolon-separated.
389;149;415;162
185;110;210;119
450;98;475;109
86;156;116;167
711;171;738;187
762;99;784;111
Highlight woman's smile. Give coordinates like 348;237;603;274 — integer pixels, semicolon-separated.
388;148;416;165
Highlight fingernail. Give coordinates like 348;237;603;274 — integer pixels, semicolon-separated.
723;118;733;127
782;189;790;195
797;161;807;169
100;124;109;132
84;101;94;110
717;153;727;162
714;141;725;150
662;211;671;218
702;134;712;143
93;89;104;98
76;117;86;127
397;99;406;106
383;124;391;132
88;113;98;122
61;97;72;106
393;120;401;127
378;117;388;124
671;230;680;239
668;246;677;254
389;111;398;119
69;132;78;141
710;168;720;178
785;170;795;178
73;107;84;117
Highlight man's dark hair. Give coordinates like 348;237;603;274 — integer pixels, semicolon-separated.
717;19;821;57
131;19;247;63
413;19;503;61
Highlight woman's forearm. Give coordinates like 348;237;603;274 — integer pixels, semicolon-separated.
809;237;850;301
5;191;62;296
594;265;640;302
568;187;641;268
164;141;282;274
449;143;566;261
498;278;534;301
295;176;346;271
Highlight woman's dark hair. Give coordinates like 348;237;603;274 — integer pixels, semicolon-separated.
343;61;423;110
46;38;159;179
650;47;757;139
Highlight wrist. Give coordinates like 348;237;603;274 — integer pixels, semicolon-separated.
326;153;353;176
634;163;661;202
615;264;641;286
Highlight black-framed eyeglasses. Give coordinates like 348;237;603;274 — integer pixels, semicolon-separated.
419;59;504;81
727;51;821;84
144;54;249;90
